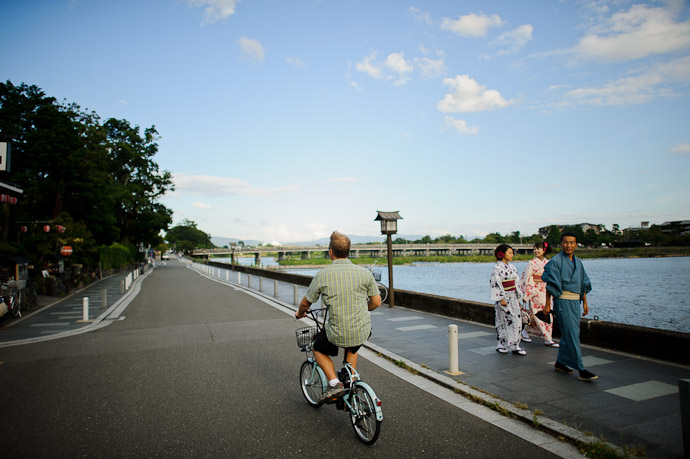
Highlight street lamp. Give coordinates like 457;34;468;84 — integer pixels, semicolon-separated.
375;211;402;308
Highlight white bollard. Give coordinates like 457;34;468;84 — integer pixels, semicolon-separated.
274;280;278;298
446;324;462;375
101;288;107;309
294;285;299;306
82;297;89;321
237;272;241;284
248;276;252;289
120;280;125;294
226;270;229;282
259;277;263;293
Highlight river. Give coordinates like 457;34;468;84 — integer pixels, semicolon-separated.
226;255;690;334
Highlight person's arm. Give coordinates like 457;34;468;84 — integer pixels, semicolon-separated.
582;291;589;317
295;296;312;319
368;294;382;311
544;291;551;315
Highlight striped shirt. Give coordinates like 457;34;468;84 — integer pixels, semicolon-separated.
305;259;379;348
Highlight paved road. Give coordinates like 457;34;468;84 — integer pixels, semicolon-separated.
0;260;570;458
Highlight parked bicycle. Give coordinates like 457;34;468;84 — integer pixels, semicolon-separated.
368;262;388;303
296;308;383;444
0;281;23;320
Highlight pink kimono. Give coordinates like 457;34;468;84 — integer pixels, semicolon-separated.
520;257;554;342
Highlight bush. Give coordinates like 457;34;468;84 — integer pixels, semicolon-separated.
99;243;134;270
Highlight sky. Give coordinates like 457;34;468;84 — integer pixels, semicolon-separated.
2;0;689;244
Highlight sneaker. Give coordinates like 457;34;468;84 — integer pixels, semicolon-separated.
555;362;574;374
579;370;598;381
318;382;346;403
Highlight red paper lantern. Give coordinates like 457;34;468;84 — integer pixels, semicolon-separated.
60;246;73;257
43;225;51;233
20;226;28;233
56;225;65;233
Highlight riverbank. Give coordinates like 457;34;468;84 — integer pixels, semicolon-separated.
267;246;690;267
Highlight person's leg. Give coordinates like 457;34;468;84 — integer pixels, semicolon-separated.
344;350;358;369
314;350;337;381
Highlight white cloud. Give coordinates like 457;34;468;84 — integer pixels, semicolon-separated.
187;0;240;24
437;75;511;113
443;116;479;135
286;57;306;68
409;6;433;25
440;12;504;38
671;143;690;154
237;36;265;61
193;201;212;210
560;55;690;106
489;24;533;54
576;2;690;62
173;173;299;197
355;51;414;85
414;54;447;78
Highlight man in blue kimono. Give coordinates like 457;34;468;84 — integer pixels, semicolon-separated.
542;233;598;381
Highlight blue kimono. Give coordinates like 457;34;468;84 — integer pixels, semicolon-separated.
542;251;592;371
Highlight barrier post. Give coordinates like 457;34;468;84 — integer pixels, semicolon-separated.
259;277;263;293
248;276;252;289
445;324;463;375
274;280;278;298
101;288;107;309
82;297;89;321
294;285;299;306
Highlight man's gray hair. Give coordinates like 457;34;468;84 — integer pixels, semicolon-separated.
329;231;351;258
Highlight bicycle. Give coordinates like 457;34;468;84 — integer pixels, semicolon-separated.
368;262;388;303
0;281;23;319
295;308;383;444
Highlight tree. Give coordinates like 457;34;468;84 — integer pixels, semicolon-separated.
165;220;213;253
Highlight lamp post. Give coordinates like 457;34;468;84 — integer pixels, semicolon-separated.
375;211;402;308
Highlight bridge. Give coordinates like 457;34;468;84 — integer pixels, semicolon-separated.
192;243;535;264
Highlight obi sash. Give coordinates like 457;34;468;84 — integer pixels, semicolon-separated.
559;290;580;300
532;274;543;283
502;280;516;291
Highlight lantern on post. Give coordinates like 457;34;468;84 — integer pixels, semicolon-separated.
56;225;65;233
20;225;28;233
43;225;51;233
60;246;73;257
374;211;402;308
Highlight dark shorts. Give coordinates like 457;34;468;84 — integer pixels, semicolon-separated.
313;328;366;357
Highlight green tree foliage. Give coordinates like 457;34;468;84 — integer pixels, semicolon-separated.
0;81;173;268
165;220;214;253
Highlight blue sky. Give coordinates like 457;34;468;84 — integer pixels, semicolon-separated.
2;0;689;244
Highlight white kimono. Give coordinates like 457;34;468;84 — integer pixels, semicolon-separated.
490;261;523;351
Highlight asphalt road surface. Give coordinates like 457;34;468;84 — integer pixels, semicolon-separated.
0;260;561;458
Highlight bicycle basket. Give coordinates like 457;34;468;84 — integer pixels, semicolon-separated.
373;272;382;282
295;326;317;350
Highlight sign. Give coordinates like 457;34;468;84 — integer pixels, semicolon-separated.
0;142;10;172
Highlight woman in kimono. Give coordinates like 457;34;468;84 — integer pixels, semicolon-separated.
490;244;526;355
520;242;559;347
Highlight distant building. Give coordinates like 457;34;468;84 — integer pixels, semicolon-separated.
623;221;651;235
660;220;690;236
538;223;604;239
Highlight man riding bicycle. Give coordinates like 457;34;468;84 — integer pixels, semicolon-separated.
295;231;382;403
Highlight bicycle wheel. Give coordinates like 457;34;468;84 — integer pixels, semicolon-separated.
378;284;388;303
299;361;324;408
9;290;22;317
349;385;381;444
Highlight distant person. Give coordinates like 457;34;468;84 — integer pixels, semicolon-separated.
520;242;559;347
295;231;382;403
542;233;598;381
490;244;526;355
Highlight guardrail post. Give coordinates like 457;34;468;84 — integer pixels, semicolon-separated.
237;272;241;284
445;324;462;375
248;276;252;289
274;280;278;298
226;270;229;282
294;285;299;306
101;288;107;309
259;277;263;293
82;297;89;321
681;379;690;458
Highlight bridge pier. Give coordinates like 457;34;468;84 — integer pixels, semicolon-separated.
278;252;285;261
254;253;261;265
350;250;359;259
301;251;310;260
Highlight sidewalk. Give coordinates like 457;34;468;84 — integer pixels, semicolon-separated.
0;268;145;346
211;264;688;458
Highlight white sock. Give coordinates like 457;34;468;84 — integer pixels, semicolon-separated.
329;378;339;387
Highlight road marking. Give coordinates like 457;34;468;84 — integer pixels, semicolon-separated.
459;331;492;339
387;316;423;322
396;324;437;331
605;380;677;401
30;323;70;327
